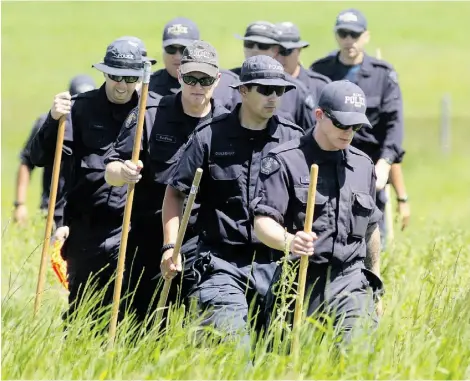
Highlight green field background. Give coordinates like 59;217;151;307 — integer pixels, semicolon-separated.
2;2;470;379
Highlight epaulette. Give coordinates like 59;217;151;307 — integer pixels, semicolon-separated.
348;145;375;165
270;137;302;155
369;56;394;70
274;115;304;134
193;112;231;133
71;88;100;101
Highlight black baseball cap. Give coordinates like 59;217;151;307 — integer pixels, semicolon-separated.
92;39;144;77
334;9;368;33
234;21;280;44
275;22;309;49
179;40;219;77
318;80;371;128
162;17;200;48
68;75;96;95
115;36;157;65
229;55;295;91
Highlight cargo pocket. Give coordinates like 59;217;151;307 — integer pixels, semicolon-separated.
209;162;242;201
350;191;375;239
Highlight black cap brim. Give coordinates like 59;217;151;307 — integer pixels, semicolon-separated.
334;24;366;33
230;78;296;92
279;40;310;49
180;62;219;77
234;34;279;45
92;63;143;77
162;38;195;48
331;110;372;128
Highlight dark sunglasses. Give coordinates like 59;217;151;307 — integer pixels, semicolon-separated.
279;48;295;57
108;74;140;83
243;41;275;51
336;29;363;39
164;45;186;55
323;109;362;132
255;85;285;97
182;74;217;87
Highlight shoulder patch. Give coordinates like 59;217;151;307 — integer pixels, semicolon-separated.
260;155;281;176
124;107;138;129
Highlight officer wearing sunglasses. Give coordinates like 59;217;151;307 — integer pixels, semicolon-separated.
104;40;230;323
231;21;282;76
253;80;385;344
232;21;317;132
28;38;144;324
310;8;408;249
160;55;305;348
274;22;331;106
149;17;240;112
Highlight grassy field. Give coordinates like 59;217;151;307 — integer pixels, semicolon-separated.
2;1;470;379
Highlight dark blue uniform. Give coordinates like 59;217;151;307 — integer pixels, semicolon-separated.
252;133;383;341
29;84;139;319
311;53;405;246
104;91;230;321
19;113;67;227
149;68;240;111
168;106;304;345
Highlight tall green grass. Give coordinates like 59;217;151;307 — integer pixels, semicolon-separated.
2;221;469;379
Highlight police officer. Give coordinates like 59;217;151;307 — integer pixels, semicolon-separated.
161;55;305;347
232;21;316;131
149;17;239;111
231;21;281;76
29;39;144;322
104;41;230;322
274;22;331;103
13;75;96;227
310;8;410;245
253;80;384;343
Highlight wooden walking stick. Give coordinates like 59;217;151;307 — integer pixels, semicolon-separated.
291;164;319;354
155;168;203;324
375;48;395;246
33;115;66;317
108;61;152;348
